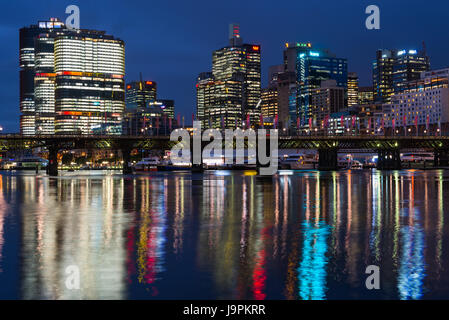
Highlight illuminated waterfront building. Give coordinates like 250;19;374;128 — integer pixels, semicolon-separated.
19;18;66;135
347;72;359;107
196;24;261;129
383;68;449;129
54;30;125;135
373;48;430;104
125;80;157;110
294;44;348;127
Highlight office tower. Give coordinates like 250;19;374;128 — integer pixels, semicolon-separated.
295;44;348;127
310;80;345;126
358;86;374;105
373;49;395;103
283;42;312;73
54;29;125;135
383;68;449;130
393;49;430;93
373;48;430;103
261;87;278;118
277;71;297;128
19;18;66;135
347;72;359;107
125;81;157;110
196;72;215;127
196;24;261;129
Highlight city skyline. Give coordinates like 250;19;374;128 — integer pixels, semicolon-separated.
1;0;449;132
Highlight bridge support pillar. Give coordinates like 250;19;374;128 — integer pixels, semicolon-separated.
377;149;401;170
122;148;133;175
318;148;338;171
46;147;59;176
434;150;449;167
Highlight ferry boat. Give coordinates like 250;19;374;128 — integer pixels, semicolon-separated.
134;157;160;171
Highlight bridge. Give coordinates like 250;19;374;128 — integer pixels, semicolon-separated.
1;133;449;175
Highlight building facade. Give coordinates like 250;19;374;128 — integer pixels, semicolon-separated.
125;81;157;110
373;48;430;104
347;72;359;107
296;46;348;127
54;30;125;135
196;24;261;129
383;68;449;130
19;18;67;135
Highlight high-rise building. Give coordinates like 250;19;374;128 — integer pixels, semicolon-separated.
393;49;430;93
196;24;261;129
261;87;278;119
310;79;345;126
125;81;157;110
196;72;214;128
347;72;359;107
19;18;67;135
19;19;125;135
358;86;374;105
54;30;125;135
295;45;348;127
373;48;429;104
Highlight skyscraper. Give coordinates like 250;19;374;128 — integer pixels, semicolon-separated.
295;44;348;127
19;19;125;135
196;24;261;129
19;18;66;135
347;72;359;107
54;30;125;135
393;49;430;93
125;80;157;110
373;48;429;103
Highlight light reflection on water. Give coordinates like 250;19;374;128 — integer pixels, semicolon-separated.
0;169;449;299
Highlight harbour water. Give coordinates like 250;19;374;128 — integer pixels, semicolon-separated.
0;169;449;300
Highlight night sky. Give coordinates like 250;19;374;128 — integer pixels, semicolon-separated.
1;0;448;132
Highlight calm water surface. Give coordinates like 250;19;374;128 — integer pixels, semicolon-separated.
0;169;449;300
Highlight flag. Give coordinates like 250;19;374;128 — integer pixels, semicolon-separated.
169;118;172;131
274;114;278;129
308;117;312;130
392;118;396;132
177;114;181;127
246;114;250;128
352;115;356;128
426;114;429;131
296;117;300;130
340;115;344;128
